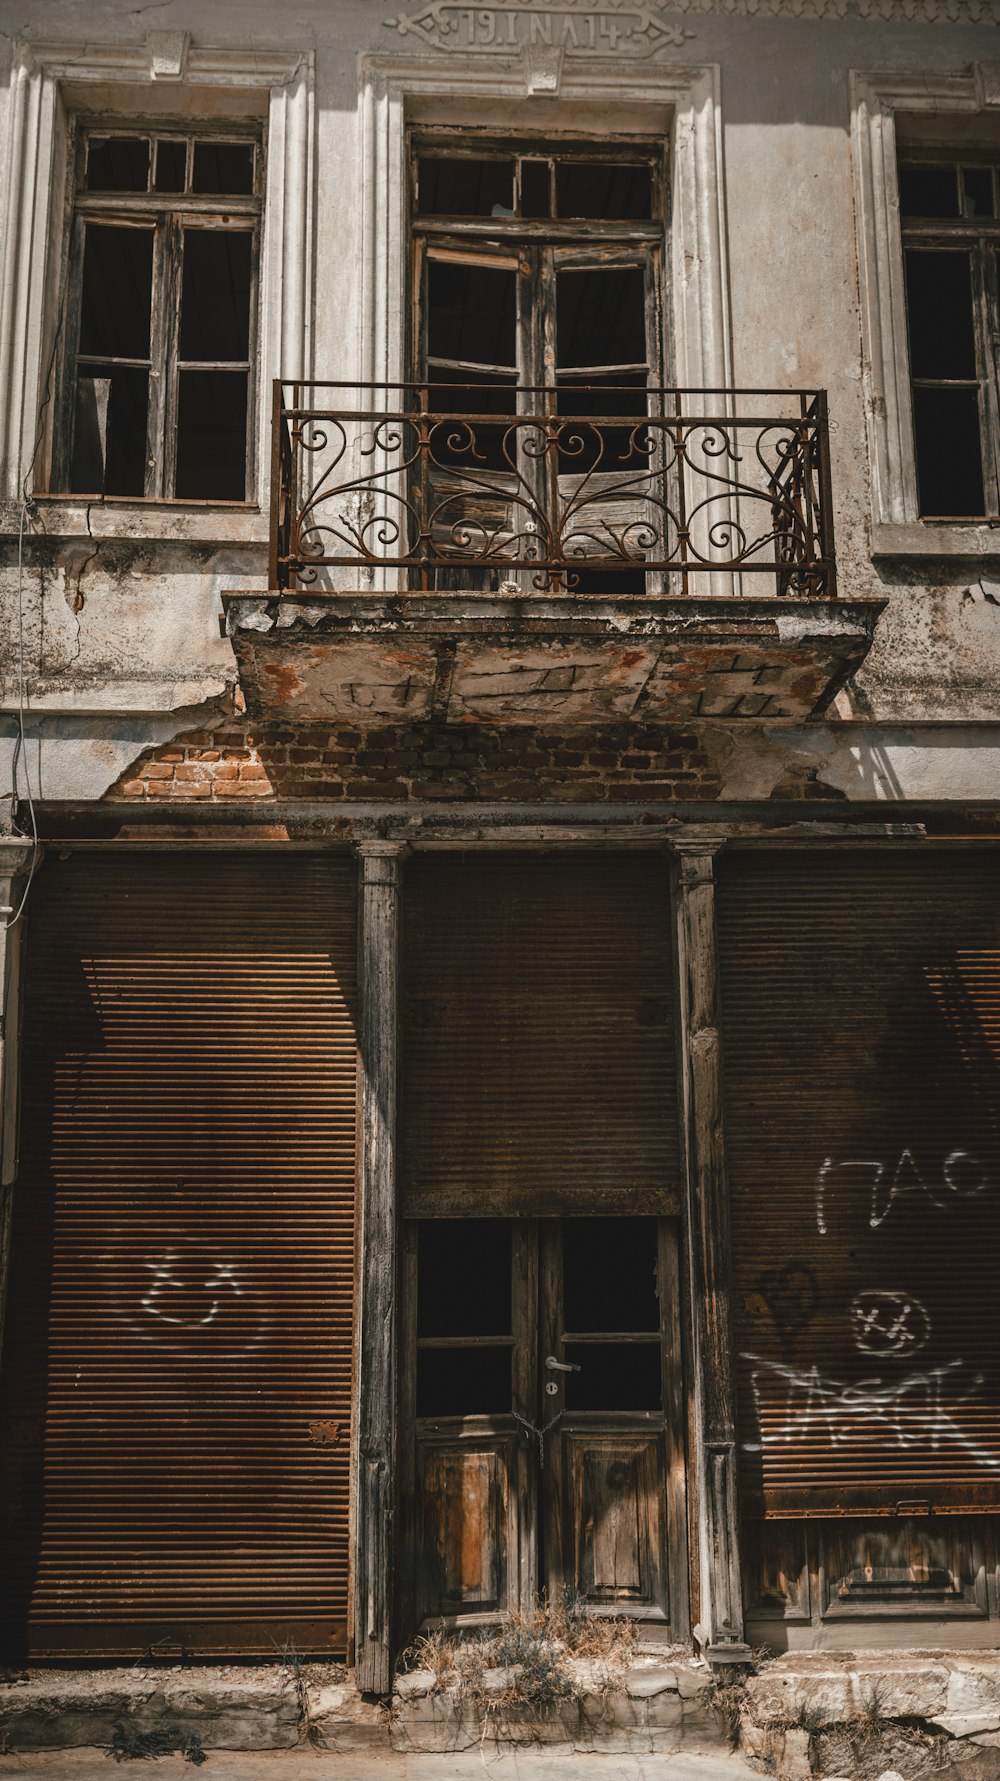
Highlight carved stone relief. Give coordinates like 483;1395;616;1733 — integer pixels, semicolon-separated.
383;0;694;57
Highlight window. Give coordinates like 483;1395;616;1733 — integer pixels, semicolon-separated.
898;150;1000;519
54;125;262;502
851;73;1000;551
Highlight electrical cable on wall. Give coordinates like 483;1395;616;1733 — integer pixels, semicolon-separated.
2;305;65;932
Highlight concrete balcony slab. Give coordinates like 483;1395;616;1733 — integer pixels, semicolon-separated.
223;594;885;728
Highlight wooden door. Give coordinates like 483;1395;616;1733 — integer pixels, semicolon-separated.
541;1218;686;1624
548;252;663;595
400;1219;535;1631
400;1216;687;1637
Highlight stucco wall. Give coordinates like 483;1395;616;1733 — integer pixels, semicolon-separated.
1;0;998;808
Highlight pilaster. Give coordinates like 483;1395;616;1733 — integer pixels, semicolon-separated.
353;839;405;1695
671;836;747;1663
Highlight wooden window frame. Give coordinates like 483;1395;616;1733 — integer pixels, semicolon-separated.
898;147;1000;521
51;117;264;504
408;129;669;390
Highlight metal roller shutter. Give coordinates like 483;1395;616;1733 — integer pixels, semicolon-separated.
0;851;358;1658
716;850;1000;1520
401;853;679;1218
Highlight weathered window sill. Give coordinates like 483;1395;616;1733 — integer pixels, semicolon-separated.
872;521;1000;560
7;497;268;548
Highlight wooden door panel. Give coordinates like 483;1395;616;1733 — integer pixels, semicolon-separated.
415;1432;520;1623
560;1429;668;1616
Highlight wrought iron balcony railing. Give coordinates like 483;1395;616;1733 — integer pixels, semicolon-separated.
270;382;837;598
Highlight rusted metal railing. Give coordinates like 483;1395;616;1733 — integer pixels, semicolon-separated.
269;381;837;598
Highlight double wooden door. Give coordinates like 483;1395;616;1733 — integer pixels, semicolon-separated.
400;1215;688;1636
412;145;664;591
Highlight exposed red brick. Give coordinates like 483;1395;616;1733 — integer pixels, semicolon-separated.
104;717;734;806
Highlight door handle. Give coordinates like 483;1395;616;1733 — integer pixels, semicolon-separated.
544;1354;581;1373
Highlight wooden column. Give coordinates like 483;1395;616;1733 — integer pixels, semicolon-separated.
353;839;404;1696
671;837;748;1661
0;839;38;1368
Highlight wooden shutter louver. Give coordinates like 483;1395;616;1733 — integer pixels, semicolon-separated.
401;853;679;1217
716;851;1000;1520
0;852;358;1658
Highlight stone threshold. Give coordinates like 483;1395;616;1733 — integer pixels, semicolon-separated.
0;1654;725;1757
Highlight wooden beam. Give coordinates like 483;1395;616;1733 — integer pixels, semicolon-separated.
353;839;405;1697
671;836;747;1659
0;839;39;1381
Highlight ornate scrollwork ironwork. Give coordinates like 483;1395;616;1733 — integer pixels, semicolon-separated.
270;382;837;597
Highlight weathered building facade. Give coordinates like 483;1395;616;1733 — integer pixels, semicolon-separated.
1;0;1000;1708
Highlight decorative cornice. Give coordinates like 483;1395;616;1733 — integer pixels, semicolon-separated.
660;0;996;21
385;0;997;34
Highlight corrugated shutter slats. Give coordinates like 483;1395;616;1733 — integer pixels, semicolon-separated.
401;853;679;1217
0;853;358;1657
717;852;1000;1519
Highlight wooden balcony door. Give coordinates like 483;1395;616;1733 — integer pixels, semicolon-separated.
411;141;664;590
399;1215;688;1636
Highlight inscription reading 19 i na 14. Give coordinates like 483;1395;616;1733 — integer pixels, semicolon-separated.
384;0;696;55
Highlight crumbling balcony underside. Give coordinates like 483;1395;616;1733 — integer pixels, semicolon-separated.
223;593;885;726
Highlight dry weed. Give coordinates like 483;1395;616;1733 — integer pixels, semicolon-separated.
397;1591;642;1716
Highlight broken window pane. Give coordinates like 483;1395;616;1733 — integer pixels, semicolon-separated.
427;260;517;368
416;1346;512;1417
520;160;551;219
418;157;514;218
564;1341;662;1411
962;167;994;218
70;365;149;497
175;371;248;500
154;139;187;194
179;231;253;362
427;368;518;472
563;1217;659;1333
556;267;646;370
904;251;977;381
77;225;154;361
85;136;150;192
557;373;650;471
912;386;985;517
417;1220;512;1337
192;142;255;195
898;165;959;218
556;161;652;220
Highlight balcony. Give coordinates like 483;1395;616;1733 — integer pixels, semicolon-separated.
223;383;885;727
